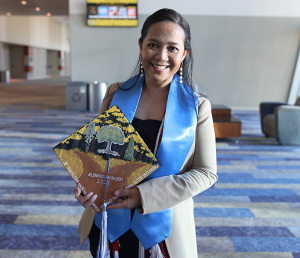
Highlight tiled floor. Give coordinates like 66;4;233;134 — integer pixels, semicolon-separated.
0;78;300;258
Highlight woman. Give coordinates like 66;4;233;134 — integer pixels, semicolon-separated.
74;8;217;258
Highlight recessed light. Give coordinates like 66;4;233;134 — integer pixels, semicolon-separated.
46;13;51;17
6;12;11;16
21;1;27;5
35;7;40;11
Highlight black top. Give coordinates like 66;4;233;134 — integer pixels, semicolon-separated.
118;117;161;257
132;117;162;153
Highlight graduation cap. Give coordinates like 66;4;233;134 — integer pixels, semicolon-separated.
53;104;160;213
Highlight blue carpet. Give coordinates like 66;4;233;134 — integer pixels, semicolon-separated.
231;237;300;252
194;208;254;217
1;106;300;257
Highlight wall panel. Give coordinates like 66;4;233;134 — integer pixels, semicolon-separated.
0;15;69;52
70;13;300;108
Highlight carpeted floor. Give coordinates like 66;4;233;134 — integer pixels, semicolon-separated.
0;78;299;258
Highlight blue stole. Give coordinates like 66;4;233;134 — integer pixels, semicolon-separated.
95;73;198;249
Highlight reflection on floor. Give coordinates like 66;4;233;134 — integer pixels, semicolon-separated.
0;78;299;258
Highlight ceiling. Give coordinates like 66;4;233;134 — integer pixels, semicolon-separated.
0;0;68;16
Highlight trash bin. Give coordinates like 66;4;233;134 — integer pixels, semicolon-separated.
65;81;88;111
89;81;108;112
0;70;10;83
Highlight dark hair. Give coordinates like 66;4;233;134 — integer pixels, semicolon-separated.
122;9;198;110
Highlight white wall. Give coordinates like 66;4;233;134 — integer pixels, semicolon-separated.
69;0;300;109
0;16;7;42
0;42;10;70
0;16;70;52
27;47;47;80
189;16;300;108
138;0;300;17
0;15;70;80
71;0;300;17
64;51;71;76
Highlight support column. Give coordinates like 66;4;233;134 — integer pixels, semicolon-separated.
58;51;65;76
24;46;33;73
288;45;300;104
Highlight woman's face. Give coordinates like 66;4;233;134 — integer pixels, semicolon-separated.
139;21;189;87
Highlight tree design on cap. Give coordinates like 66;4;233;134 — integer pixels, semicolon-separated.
84;122;96;153
124;136;135;161
96;125;124;156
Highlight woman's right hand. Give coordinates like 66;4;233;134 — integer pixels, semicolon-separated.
74;186;98;208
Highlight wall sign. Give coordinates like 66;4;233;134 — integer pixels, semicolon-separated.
87;0;138;27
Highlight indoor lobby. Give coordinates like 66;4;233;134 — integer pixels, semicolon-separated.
0;1;300;258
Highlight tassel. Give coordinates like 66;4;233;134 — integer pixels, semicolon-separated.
149;244;164;258
97;202;108;258
107;241;111;257
97;157;111;258
138;241;145;258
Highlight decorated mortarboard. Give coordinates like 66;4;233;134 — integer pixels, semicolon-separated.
53;104;160;213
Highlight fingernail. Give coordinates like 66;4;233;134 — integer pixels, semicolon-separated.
89;192;93;196
93;195;97;200
115;190;119;196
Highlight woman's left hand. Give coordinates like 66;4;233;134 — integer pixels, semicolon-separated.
108;187;141;210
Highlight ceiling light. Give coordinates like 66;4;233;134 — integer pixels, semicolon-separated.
46;13;51;17
21;1;27;5
6;12;11;16
35;7;40;11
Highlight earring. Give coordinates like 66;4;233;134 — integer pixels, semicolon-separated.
140;59;144;77
179;63;183;83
